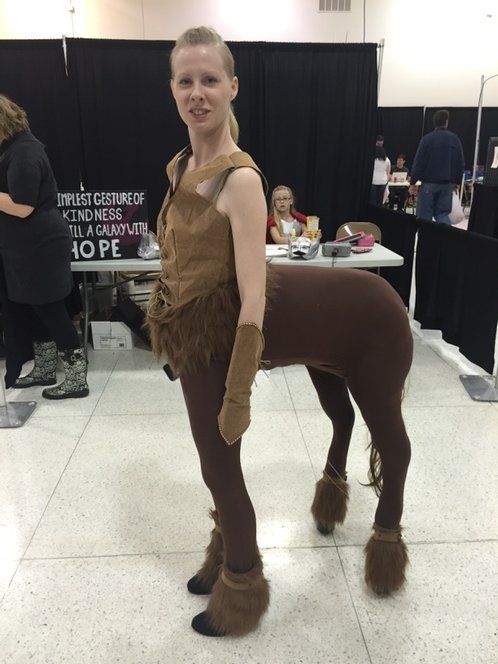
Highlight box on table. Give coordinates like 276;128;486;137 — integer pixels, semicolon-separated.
90;321;133;350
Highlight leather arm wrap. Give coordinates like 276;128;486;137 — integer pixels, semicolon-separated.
217;322;264;445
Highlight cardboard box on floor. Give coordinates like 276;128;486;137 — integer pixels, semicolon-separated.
91;321;133;350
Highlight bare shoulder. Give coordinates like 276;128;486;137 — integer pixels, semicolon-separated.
218;167;265;218
224;166;264;193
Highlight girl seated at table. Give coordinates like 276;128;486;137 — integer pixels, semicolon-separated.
266;185;310;244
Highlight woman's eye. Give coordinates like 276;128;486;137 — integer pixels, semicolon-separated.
178;79;190;86
205;77;218;85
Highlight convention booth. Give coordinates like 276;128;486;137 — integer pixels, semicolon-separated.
0;37;379;240
1;38;498;424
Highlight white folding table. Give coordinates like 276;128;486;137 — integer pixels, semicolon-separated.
71;243;404;346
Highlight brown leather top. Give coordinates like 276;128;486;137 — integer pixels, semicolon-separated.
156;146;267;307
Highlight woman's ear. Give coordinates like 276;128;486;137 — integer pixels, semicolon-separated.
230;76;239;101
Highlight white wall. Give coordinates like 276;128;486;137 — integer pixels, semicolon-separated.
1;0;498;106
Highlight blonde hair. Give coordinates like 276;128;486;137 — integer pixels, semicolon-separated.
270;185;296;235
170;26;239;143
0;95;30;139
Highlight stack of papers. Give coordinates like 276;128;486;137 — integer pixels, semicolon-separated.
265;245;289;257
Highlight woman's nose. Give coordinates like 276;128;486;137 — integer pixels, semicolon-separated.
190;85;204;101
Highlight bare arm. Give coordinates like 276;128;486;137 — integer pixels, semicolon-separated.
218;167;267;328
270;225;288;244
0;192;34;218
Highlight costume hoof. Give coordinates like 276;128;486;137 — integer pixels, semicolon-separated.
316;521;334;535
191;611;225;637
187;574;213;595
364;525;409;595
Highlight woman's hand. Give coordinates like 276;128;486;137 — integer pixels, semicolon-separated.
0;192;34;218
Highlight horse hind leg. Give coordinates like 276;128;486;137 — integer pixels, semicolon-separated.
307;367;355;535
348;377;411;596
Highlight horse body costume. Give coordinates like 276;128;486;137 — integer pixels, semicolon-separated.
147;147;412;636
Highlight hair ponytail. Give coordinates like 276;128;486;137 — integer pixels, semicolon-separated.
229;105;239;144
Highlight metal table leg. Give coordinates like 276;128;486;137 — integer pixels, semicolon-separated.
0;361;36;428
460;371;498;402
83;272;89;350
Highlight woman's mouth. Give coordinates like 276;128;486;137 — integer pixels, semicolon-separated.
190;109;209;119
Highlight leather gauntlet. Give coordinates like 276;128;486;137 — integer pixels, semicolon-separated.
217;323;264;445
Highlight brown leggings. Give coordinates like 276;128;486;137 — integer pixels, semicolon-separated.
180;265;412;573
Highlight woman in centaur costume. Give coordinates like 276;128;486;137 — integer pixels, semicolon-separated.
147;26;412;637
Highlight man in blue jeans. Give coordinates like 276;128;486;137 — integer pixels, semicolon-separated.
410;110;465;224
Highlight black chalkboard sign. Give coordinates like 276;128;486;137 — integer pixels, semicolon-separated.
57;190;148;261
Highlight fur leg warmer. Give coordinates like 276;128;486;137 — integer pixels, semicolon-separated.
364;523;409;596
187;510;223;595
191;553;270;637
311;471;349;535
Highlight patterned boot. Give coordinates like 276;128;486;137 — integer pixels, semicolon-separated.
42;348;89;400
15;341;58;388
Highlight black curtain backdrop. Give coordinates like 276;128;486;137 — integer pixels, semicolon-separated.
257;42;378;239
66;38;185;228
377;107;424;169
423;107;498;170
366;204;418;308
228;43;266;170
478;108;498;166
0;39;81;189
67;39;378;239
468;183;498;239
414;220;498;375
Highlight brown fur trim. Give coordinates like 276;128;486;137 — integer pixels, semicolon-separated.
146;265;280;375
204;554;270;636
195;509;224;589
364;529;409;596
311;473;349;534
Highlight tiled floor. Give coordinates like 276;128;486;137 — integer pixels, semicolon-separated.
1;338;497;663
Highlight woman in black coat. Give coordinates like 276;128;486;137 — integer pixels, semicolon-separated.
0;95;88;399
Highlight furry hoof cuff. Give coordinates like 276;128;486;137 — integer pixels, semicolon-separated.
200;556;270;636
311;472;349;535
187;509;223;595
364;524;409;596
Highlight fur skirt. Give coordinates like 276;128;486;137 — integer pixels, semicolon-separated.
146;265;279;375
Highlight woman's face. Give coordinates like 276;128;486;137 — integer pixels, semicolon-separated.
170;44;238;138
274;189;293;215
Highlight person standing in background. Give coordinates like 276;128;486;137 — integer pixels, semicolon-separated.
410;110;465;224
0;95;89;399
369;145;391;205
